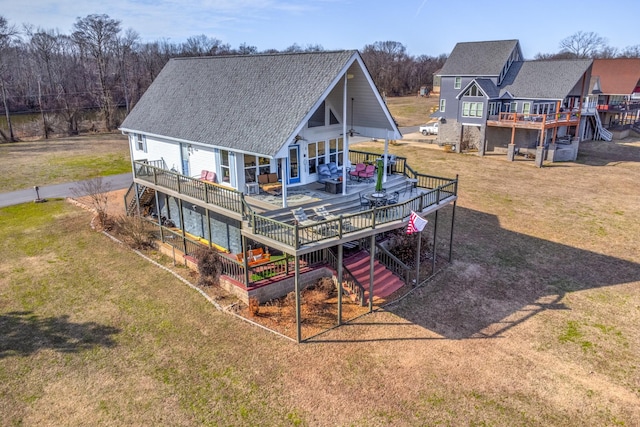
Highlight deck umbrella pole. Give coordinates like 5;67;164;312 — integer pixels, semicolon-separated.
295;254;301;343
337;244;343;325
369;234;375;312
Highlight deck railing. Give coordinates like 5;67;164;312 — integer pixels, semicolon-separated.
374;242;413;285
250;181;456;249
490;112;580;124
133;160;244;214
134;152;457;251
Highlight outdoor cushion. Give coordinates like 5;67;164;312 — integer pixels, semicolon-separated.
327;162;341;176
258;174;269;184
317;164;331;183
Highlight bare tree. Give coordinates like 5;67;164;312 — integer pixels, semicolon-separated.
619;45;640;58
0;15;18;142
115;28;139;114
72;177;112;230
237;42;258;55
559;31;608;58
72;14;121;131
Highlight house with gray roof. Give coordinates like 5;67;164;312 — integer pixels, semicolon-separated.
118;50;459;340
434;39;594;166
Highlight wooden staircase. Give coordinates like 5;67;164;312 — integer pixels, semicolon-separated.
343;250;405;303
125;184;156;216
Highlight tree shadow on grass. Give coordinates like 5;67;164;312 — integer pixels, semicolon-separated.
0;311;119;359
308;205;640;343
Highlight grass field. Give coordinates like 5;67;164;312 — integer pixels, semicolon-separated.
0;133;130;192
1;99;639;425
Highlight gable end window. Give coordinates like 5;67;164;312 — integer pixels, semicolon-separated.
463;85;483;97
454;77;461;89
308;101;326;128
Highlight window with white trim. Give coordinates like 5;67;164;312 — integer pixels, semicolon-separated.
462;102;484;117
220;150;231;183
440;99;446;112
329;137;344;166
454;77;461;89
243;154;270;183
135;134;146;152
489;102;499;116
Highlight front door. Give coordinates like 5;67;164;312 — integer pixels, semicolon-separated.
288;145;300;184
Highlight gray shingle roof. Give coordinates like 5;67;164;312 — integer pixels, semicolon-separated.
499;59;593;99
439;40;519;76
120;50;358;157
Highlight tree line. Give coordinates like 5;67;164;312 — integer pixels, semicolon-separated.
1;12;637;142
0;14;446;142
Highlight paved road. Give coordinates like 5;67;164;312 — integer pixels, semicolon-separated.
0;173;132;208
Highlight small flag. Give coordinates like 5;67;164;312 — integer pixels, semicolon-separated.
406;211;428;234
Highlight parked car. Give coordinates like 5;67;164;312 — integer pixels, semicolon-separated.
419;122;439;135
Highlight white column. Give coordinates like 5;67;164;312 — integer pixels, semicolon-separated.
342;73;348;195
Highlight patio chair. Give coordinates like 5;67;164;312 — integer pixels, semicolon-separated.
313;206;338;220
359;192;371;210
358;164;376;182
386;191;399;205
349;163;366;180
291;207;317;227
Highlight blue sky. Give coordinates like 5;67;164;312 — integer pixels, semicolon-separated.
2;0;639;58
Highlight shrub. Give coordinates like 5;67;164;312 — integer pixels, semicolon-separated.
113;215;156;249
194;247;222;287
248;297;260;317
388;229;431;267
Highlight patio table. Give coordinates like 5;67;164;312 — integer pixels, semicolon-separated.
365;191;388;208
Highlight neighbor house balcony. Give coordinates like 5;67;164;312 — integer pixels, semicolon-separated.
596;102;640;112
487;112;581;129
129;150;458;255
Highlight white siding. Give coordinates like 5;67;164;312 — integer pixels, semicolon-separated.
145;136;182;171
188;145;217;179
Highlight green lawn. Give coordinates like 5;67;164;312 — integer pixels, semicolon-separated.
0;133;131;192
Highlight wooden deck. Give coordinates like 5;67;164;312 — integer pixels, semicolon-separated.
487;112;581;130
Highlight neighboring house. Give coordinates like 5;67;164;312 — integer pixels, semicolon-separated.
119;50;459;342
433;39;594;166
587;58;640;133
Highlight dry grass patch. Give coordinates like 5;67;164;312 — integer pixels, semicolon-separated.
0;133;130;191
386;95;439;126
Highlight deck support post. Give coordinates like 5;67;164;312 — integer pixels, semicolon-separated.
134;182;141;216
155;190;163;243
205;208;212;247
177;199;187;255
449;200;456;262
295;254;301;343
337;244;343;325
242;235;250;287
369;234;375;312
432;209;438;273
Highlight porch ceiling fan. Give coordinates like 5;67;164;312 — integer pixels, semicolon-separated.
341;97;360;137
